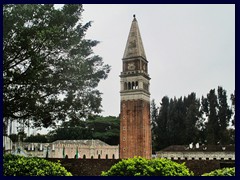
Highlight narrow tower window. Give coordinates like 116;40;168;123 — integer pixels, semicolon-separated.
124;82;127;90
128;82;131;90
135;81;138;89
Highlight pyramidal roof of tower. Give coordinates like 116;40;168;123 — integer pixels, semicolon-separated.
123;15;147;60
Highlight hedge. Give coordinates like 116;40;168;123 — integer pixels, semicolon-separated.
202;167;235;176
101;156;194;176
3;154;72;176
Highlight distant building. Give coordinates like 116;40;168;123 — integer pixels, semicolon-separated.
156;145;235;161
51;140;119;159
19;139;119;159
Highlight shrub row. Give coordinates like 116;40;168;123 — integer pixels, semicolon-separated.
202;167;235;176
4;154;72;176
101;157;194;176
102;157;236;176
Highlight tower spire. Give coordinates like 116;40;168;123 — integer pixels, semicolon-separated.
123;15;146;60
133;14;136;20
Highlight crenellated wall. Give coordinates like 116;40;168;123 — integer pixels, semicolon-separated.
156;151;235;161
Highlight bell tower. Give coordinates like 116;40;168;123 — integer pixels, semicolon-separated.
120;15;152;159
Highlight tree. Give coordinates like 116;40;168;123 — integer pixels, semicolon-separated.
151;99;159;152
230;91;235;127
47;125;92;142
201;87;233;145
151;87;234;150
24;133;48;143
151;97;170;151
202;167;235;176
87;116;120;145
229;91;235;144
167;97;184;145
4;154;72;176
198;96;209;144
205;89;219;144
184;93;201;144
173;97;186;144
3;4;110;129
217;86;232;145
101;157;193;176
47;116;120;145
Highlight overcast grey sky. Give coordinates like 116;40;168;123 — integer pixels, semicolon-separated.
80;4;235;117
27;4;234;134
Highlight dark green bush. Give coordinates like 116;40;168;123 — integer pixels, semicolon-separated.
101;157;193;176
202;167;235;176
3;154;72;176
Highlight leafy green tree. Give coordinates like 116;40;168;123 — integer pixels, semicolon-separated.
8;134;19;143
202;167;235;176
230;91;235;127
3;4;110;129
167;97;185;145
152;87;234;150
47;116;119;145
174;97;186;144
101;157;193;176
229;91;235;144
166;98;175;145
47;121;92;142
4;154;72;176
201;87;233;145
151;99;159;152
87;116;120;145
152;97;170;151
184;93;201;144
24;133;48;143
217;86;232;145
198;96;209;144
205;89;219;144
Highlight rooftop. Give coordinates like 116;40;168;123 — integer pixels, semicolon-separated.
158;145;235;152
52;139;110;146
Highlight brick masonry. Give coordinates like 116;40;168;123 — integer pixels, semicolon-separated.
120;99;152;159
47;158;235;176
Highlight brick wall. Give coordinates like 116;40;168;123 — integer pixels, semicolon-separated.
174;160;235;176
47;158;235;176
48;158;120;176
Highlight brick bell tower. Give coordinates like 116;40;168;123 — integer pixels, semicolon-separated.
120;15;152;159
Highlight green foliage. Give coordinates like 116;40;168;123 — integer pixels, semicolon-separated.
151;93;202;151
87;116;120;145
101;157;193;176
47;116;120;145
3;4;110;128
24;133;48;143
3;154;72;176
151;86;234;151
230;91;235;127
202;167;235;176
